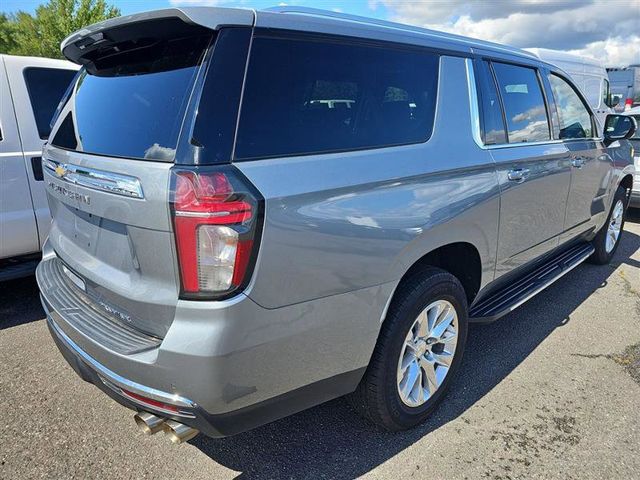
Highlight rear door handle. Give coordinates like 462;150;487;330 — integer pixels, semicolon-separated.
507;168;530;183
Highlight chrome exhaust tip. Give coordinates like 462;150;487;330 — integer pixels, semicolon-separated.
163;419;199;444
134;411;165;435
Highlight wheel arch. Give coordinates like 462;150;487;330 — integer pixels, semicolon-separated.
620;173;634;196
385;242;484;318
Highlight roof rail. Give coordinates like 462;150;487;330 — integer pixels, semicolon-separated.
264;6;536;59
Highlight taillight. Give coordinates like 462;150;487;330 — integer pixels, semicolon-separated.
170;166;262;300
625;98;633;111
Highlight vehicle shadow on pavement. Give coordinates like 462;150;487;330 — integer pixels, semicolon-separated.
0;276;45;329
192;227;640;479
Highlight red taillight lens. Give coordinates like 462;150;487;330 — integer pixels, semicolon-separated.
171;167;262;299
121;389;181;414
625;98;633;111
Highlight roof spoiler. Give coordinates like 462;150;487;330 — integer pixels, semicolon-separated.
60;7;255;65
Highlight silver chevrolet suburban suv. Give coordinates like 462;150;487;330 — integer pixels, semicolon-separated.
37;6;637;443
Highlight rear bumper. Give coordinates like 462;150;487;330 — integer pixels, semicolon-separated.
37;249;388;437
45;311;364;437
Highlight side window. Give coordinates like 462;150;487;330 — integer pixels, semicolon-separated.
548;73;593;139
235;34;439;160
23;67;77;139
583;76;601;109
492;62;551;143
601;78;610;108
476;60;507;145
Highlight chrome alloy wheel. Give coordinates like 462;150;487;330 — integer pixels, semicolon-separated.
606;199;624;253
396;300;459;408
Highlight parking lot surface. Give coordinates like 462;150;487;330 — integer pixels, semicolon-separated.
1;213;639;480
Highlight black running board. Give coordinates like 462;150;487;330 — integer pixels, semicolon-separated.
0;258;40;282
469;243;594;323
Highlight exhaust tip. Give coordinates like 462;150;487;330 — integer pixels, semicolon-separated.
134;411;165;435
163;419;199;444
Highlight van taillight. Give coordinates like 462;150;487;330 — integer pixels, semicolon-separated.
170;167;262;300
625;98;633;111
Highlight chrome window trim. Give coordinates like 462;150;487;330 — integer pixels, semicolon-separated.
48;316;196;410
465;58;484;149
43;157;144;199
466;58;604;151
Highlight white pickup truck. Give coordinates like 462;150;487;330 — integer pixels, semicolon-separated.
0;54;78;281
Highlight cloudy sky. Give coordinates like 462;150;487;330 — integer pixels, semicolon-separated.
4;0;639;66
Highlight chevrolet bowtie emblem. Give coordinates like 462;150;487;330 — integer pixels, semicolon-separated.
54;164;67;178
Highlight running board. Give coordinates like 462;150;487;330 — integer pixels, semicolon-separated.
0;258;39;282
469;243;594;323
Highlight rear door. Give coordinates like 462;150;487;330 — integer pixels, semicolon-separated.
44;19;217;338
4;56;78;250
545;71;611;243
0;56;40;259
481;59;572;277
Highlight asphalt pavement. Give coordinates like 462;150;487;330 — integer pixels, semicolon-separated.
1;212;639;479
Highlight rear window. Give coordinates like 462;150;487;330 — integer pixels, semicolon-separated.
475;60;507;145
23;67;77;139
51;32;212;161
492;62;551;143
234;33;439;160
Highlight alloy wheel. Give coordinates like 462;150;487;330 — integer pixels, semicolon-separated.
606;199;624;253
396;300;459;408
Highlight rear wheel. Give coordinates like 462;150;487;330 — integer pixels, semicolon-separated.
349;268;468;431
589;185;627;265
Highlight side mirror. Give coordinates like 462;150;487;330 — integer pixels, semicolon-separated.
604;114;637;146
606;95;620;109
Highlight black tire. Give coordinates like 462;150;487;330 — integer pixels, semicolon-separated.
588;185;628;265
349;267;468;431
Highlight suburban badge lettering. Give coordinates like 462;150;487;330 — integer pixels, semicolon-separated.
47;181;91;205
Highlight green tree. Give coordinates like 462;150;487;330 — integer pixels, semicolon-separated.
0;0;120;58
0;14;18;54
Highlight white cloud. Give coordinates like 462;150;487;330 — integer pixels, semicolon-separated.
569;36;640;67
373;0;640;66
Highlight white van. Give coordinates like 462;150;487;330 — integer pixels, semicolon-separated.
527;48;614;131
0;55;78;280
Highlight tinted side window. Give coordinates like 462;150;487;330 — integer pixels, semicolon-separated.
549;74;593;139
476;60;506;145
235;34;439;160
492;62;550;143
23;67;77;139
601;78;610;107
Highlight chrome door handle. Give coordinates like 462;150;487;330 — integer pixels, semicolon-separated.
571;158;585;169
507;168;530;183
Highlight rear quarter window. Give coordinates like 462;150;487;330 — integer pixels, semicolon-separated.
234;33;439;160
23;67;77;139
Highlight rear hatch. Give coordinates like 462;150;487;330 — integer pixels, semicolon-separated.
43;10;253;339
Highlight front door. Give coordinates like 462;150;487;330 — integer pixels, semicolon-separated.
546;72;612;243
